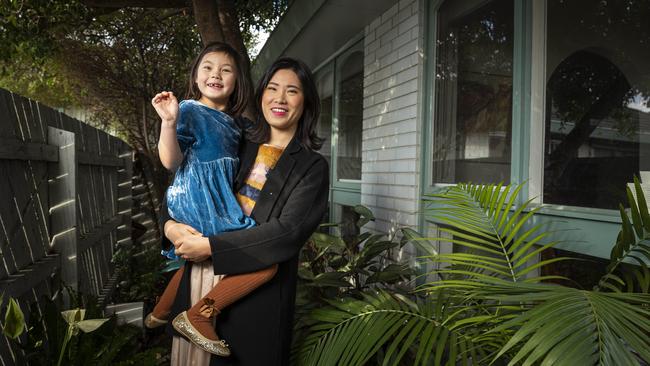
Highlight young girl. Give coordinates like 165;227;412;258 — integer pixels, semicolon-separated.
146;42;277;357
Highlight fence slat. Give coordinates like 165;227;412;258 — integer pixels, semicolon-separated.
0;138;58;162
77;215;123;254
0;254;59;298
48;127;78;304
77;151;124;167
2;161;34;271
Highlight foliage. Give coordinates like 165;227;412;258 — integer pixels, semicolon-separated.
0;0;92;62
296;205;416;302
112;221;167;304
57;308;110;366
2;296;25;339
475;281;650;366
292;205;428;364
0;54;80;108
237;0;288;53
0;0;287;202
5;294;167;365
60;8;199;154
296;182;650;366
295;290;484;366
598;176;650;293
0;2;199;204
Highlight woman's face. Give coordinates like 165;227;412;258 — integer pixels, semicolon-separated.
261;69;304;136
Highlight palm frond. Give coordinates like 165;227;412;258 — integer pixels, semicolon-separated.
598;177;650;293
297;181;650;365
474;281;650;366
423;183;567;283
295;290;485;366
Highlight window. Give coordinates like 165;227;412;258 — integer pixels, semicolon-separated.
543;0;650;209
432;0;514;185
335;46;363;181
425;0;650;263
315;37;364;225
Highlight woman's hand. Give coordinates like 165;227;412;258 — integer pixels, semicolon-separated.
164;220;211;261
151;91;179;126
174;234;211;262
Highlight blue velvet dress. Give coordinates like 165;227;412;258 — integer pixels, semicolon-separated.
163;100;255;259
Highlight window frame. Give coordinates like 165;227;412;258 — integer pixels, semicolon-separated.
314;34;365;222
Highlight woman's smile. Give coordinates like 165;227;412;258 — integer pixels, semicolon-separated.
270;107;288;117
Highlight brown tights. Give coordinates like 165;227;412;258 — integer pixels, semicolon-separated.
152;264;278;341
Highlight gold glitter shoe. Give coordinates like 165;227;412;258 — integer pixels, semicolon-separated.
144;312;168;329
172;311;231;357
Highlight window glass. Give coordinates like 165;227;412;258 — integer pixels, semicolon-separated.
336;42;364;181
316;69;334;166
432;0;514;184
544;0;650;209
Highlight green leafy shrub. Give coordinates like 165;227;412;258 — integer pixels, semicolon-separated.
296;182;650;366
1;293;166;365
292;205;428;364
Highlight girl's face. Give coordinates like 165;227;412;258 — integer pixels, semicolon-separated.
261;69;304;136
195;51;237;110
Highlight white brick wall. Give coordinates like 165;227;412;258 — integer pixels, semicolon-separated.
362;0;423;236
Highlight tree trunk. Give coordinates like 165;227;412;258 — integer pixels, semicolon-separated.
217;0;250;68
192;0;225;45
217;0;254;118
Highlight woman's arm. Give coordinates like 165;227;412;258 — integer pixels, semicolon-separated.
207;156;329;275
152;91;183;171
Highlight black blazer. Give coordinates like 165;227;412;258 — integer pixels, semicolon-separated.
161;136;329;365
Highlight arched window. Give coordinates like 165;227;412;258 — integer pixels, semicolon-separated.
544;50;637;209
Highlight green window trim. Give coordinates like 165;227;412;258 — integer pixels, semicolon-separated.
314;34;364;220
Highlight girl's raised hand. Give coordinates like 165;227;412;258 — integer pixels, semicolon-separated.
151;91;179;126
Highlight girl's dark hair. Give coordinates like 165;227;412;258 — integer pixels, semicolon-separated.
185;42;251;117
249;57;323;151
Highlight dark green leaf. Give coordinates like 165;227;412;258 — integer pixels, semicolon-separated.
2;298;25;339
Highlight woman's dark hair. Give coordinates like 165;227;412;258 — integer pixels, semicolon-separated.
185;42;251;117
249;57;323;151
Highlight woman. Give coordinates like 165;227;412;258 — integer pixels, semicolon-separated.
160;57;329;366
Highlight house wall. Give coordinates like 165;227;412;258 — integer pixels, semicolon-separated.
361;0;424;236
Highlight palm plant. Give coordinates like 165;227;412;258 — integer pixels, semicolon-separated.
296;181;650;366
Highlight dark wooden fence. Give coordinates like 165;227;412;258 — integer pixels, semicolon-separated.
0;88;133;364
